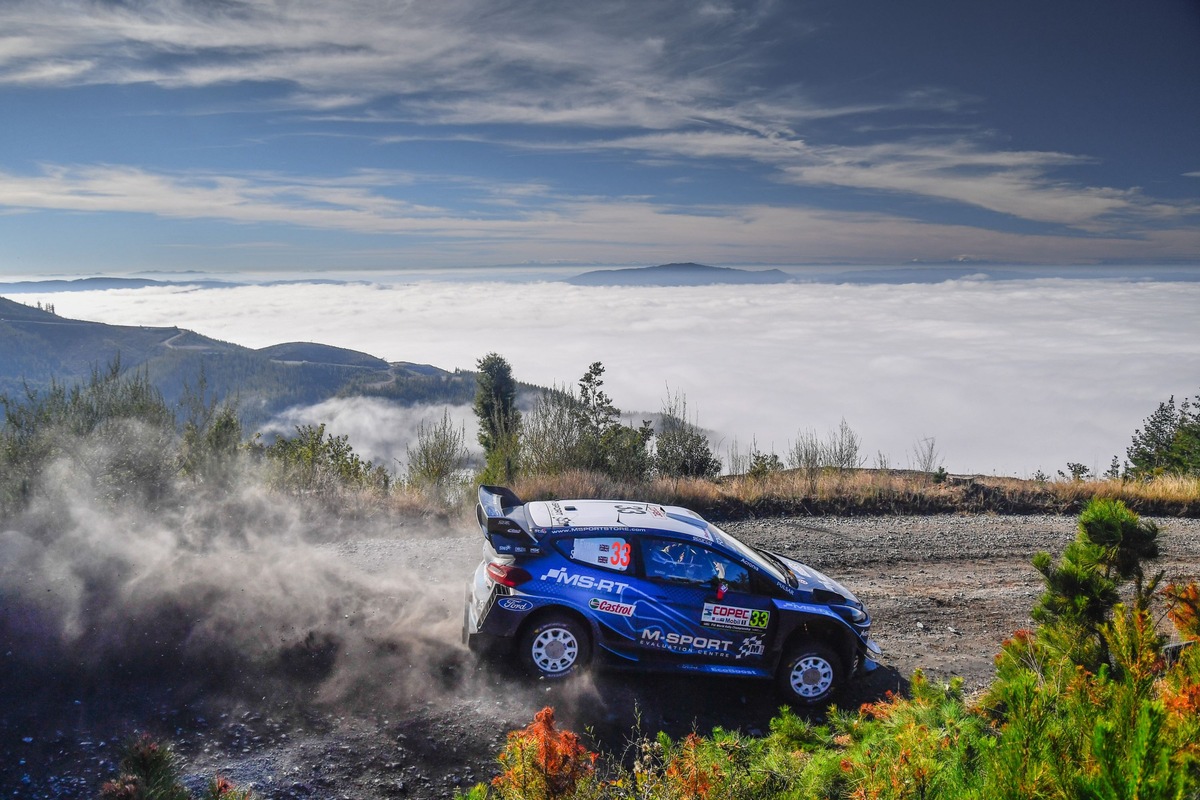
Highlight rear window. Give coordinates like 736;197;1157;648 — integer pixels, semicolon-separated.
557;536;633;572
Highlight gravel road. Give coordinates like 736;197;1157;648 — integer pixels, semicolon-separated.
5;513;1199;800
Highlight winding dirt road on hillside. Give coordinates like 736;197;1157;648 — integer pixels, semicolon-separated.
5;514;1199;799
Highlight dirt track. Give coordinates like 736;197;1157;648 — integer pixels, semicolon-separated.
4;514;1199;799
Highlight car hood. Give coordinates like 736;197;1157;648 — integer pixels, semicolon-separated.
776;554;861;605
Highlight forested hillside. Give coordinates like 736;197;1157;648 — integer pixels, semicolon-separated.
0;296;474;426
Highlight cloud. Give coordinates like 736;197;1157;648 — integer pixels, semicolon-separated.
0;1;754;114
30;278;1200;478
3;163;1198;265
0;1;1194;257
590;130;1199;230
261;397;480;472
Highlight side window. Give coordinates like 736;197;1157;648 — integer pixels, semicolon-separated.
641;539;751;591
558;537;633;572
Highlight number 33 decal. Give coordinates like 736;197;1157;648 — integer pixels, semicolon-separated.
611;541;631;567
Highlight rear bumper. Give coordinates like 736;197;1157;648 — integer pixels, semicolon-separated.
462;583;517;656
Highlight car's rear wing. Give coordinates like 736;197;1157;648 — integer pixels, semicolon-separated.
477;485;541;554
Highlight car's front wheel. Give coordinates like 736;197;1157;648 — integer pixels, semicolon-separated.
777;639;843;705
520;616;591;679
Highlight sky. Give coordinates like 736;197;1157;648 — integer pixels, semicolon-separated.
1;0;1199;274
28;278;1200;478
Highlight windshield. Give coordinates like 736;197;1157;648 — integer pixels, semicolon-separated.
708;523;792;586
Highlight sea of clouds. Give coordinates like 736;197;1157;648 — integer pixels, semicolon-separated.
25;276;1200;477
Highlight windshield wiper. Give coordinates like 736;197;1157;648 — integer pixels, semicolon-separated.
756;548;796;587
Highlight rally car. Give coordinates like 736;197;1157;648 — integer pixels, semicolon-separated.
463;486;881;705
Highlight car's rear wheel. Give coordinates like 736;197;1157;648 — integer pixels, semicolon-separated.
521;616;591;679
777;640;843;705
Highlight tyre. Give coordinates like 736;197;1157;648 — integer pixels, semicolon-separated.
777;640;843;705
520;616;591;679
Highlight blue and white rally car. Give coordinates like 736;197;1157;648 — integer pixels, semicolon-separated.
463;486;881;705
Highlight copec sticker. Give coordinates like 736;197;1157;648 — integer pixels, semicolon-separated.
701;603;770;630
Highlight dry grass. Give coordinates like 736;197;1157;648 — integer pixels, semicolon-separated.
505;469;1200;520
312;470;1200;522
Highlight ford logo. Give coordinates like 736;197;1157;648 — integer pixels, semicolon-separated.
497;597;533;612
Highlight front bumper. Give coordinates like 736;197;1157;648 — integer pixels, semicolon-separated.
856;638;883;675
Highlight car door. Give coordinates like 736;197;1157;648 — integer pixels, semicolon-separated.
633;537;776;667
548;534;640;642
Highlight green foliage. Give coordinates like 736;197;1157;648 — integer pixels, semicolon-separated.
466;502;1200;800
100;734;255;800
747;449;782;480
474;353;522;483
178;371;244;489
488;707;599;800
264;423;390;496
1059;461;1093;481
521;386;580;476
518;363;652;482
1127;391;1200;477
1030;498;1161;667
405;408;470;495
1080;702;1183;800
572;362;623;475
481;434;523;487
0;359;176;514
601;420;654;484
1104;456;1123;480
1078;497;1160;585
651;391;720;480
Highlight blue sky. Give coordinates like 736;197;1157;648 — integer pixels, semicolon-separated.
1;0;1198;275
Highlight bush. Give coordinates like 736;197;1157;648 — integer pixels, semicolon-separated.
518;364;652;483
264;423;390;497
462;502;1200;800
178;373;243;489
0;361;177;514
518;387;579;476
101;734;255;800
1127;390;1200;477
406;408;470;496
474;353;521;483
653;391;720;480
488;707;598;800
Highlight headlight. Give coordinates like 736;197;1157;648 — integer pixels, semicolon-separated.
835;605;868;625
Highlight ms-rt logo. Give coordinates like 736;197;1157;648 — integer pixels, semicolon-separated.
540;567;630;594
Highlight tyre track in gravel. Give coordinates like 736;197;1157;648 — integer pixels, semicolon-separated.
725;514;1200;695
6;514;1198;800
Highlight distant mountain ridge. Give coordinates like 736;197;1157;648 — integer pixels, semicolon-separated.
0;276;360;294
566;262;793;286
0;296;475;427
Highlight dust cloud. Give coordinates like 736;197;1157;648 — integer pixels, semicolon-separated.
0;452;487;718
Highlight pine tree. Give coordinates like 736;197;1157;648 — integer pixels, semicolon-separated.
1127;391;1200;476
474;353;521;482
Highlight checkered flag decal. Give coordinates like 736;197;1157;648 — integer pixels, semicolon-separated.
738;635;765;659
